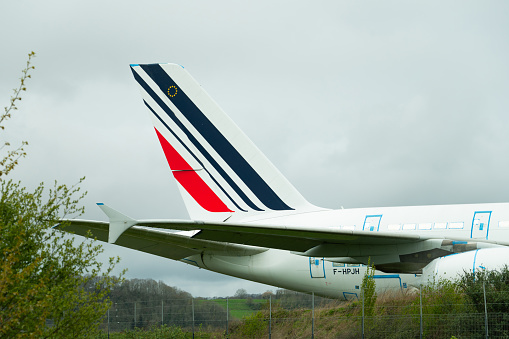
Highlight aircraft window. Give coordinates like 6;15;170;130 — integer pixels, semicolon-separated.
499;221;509;228
402;223;416;230
449;222;464;229
418;223;432;230
387;224;401;231
434;222;447;229
332;263;345;267
342;225;355;230
347;264;360;267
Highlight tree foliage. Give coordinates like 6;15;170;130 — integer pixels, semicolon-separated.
458;265;509;314
361;259;377;317
233;288;248;299
0;52;123;337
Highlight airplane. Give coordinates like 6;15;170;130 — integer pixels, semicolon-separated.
61;63;509;300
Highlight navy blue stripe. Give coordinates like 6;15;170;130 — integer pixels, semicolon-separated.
144;101;247;212
131;67;257;211
139;64;293;211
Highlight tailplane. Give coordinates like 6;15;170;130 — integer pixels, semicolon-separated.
130;63;320;221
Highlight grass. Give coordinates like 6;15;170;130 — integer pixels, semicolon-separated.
211;298;266;319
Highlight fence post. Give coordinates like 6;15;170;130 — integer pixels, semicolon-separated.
483;281;488;339
361;286;365;339
226;297;229;336
192;298;195;339
161;300;164;326
134;302;136;329
269;295;272;339
312;292;315;339
107;307;110;339
419;284;423;339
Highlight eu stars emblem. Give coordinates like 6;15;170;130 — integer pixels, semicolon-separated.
167;86;178;97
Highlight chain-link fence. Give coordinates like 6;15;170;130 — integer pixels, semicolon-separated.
97;285;509;338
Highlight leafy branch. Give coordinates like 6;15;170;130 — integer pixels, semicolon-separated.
0;51;35;178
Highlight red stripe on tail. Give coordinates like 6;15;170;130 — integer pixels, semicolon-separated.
154;128;233;213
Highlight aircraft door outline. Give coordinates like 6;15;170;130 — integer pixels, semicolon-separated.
363;215;382;232
309;257;325;278
471;211;491;240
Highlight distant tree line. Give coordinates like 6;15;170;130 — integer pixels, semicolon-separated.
92;277;227;331
92;278;341;332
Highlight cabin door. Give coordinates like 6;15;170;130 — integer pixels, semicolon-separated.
471;211;491;239
309;257;325;278
363;215;382;232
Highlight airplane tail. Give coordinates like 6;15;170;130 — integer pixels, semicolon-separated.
130;63;320;221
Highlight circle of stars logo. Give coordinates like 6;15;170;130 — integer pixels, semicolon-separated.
167;86;178;97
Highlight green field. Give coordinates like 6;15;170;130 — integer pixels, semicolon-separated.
211;298;266;319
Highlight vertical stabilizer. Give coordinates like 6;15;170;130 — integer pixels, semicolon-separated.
130;63;320;221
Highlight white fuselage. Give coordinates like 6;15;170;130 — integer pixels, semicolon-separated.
239;202;509;242
182;249;418;299
181;202;509;299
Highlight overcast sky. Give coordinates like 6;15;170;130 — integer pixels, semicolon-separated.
2;1;509;297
